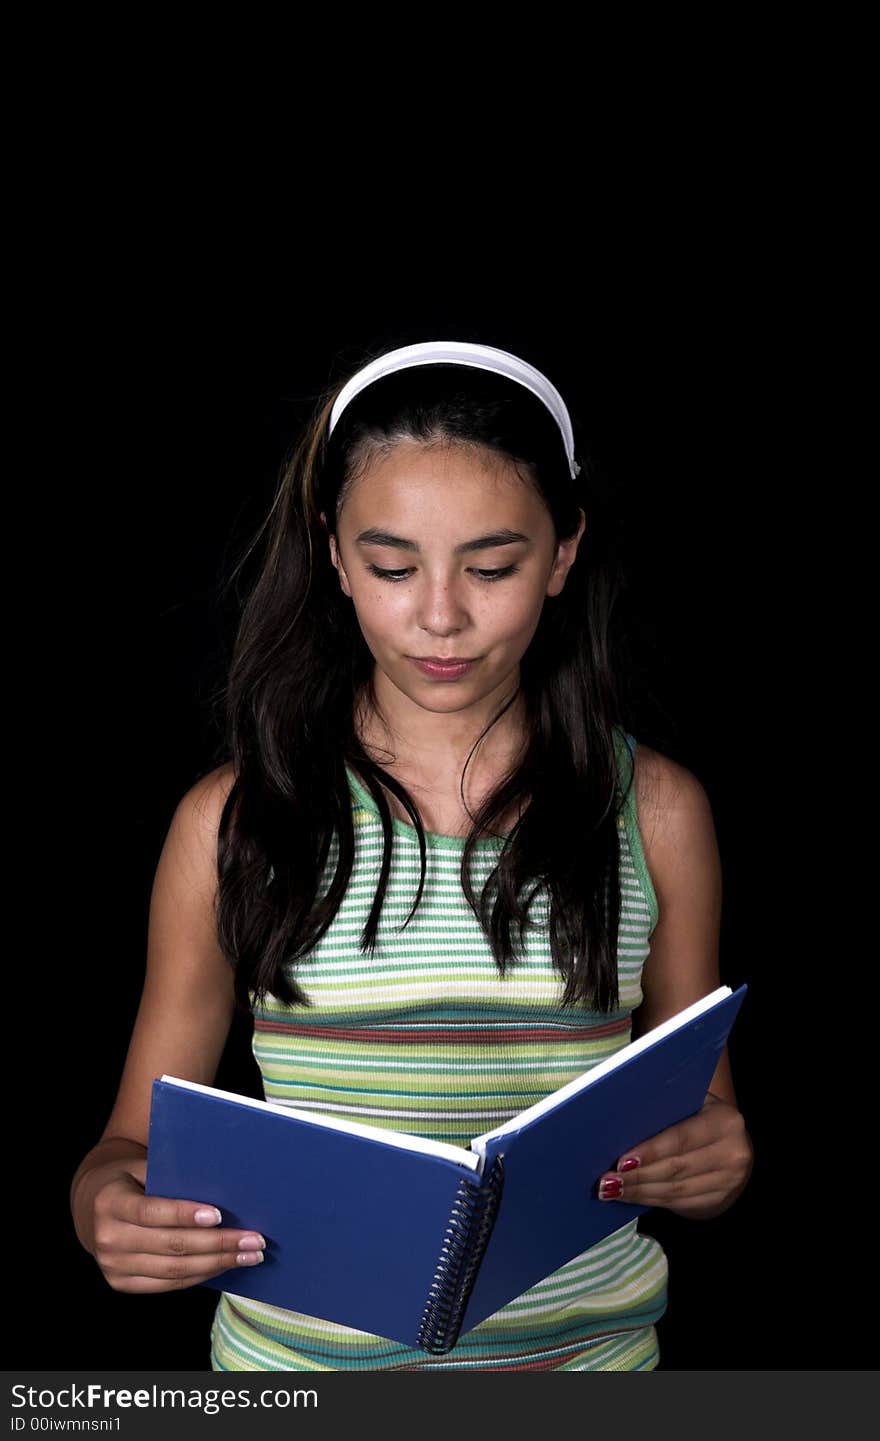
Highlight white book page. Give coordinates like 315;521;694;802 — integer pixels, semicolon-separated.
158;1075;481;1173
468;985;732;1160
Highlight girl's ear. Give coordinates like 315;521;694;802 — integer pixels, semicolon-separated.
323;523;352;596
546;507;586;598
320;510;336;563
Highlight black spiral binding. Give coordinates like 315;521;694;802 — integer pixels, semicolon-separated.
416;1154;506;1355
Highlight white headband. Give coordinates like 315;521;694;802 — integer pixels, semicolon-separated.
327;340;580;480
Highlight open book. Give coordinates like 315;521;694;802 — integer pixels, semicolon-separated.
145;982;746;1353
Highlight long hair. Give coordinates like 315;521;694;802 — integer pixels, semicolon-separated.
212;343;638;1016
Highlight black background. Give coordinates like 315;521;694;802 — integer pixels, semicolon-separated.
20;253;844;1372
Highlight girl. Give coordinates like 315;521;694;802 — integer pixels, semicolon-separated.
70;338;753;1371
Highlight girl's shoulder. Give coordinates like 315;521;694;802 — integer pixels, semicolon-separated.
629;739;719;899
173;762;238;845
630;739;667;825
189;760;237;802
630;740;710;818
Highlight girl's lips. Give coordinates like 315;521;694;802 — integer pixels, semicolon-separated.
410;658;477;680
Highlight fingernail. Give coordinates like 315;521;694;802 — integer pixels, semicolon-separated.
236;1250;264;1265
237;1234;266;1251
599;1177;623;1199
194;1207;222;1225
619;1156;641;1172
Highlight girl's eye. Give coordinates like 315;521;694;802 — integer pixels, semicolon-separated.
366;565;521;583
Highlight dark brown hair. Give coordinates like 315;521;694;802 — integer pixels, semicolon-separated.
212;345;638;1016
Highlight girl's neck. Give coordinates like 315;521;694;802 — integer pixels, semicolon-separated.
354;675;528;782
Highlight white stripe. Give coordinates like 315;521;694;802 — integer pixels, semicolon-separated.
267;1098;523;1122
255;1053;630;1073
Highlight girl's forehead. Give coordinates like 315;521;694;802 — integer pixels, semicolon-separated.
345;440;538;510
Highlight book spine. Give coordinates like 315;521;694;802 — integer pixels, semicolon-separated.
416;1155;506;1355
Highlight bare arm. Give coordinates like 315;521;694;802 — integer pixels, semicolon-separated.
70;763;267;1287
630;745;735;1102
598;746;754;1219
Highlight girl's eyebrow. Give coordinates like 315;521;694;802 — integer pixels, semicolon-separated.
354;528;532;554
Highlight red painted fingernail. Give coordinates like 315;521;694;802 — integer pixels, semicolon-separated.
599;1177;623;1199
619;1156;641;1172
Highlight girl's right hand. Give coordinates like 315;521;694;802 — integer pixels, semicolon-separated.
88;1158;265;1293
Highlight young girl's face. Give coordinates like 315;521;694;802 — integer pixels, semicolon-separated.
327;439;585;722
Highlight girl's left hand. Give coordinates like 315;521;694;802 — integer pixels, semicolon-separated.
597;1093;754;1220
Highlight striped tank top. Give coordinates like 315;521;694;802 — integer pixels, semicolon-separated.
210;727;667;1371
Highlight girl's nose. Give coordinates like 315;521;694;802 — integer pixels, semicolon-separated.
417;576;472;631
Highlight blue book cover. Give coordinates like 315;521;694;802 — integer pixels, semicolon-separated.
145;982;746;1352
